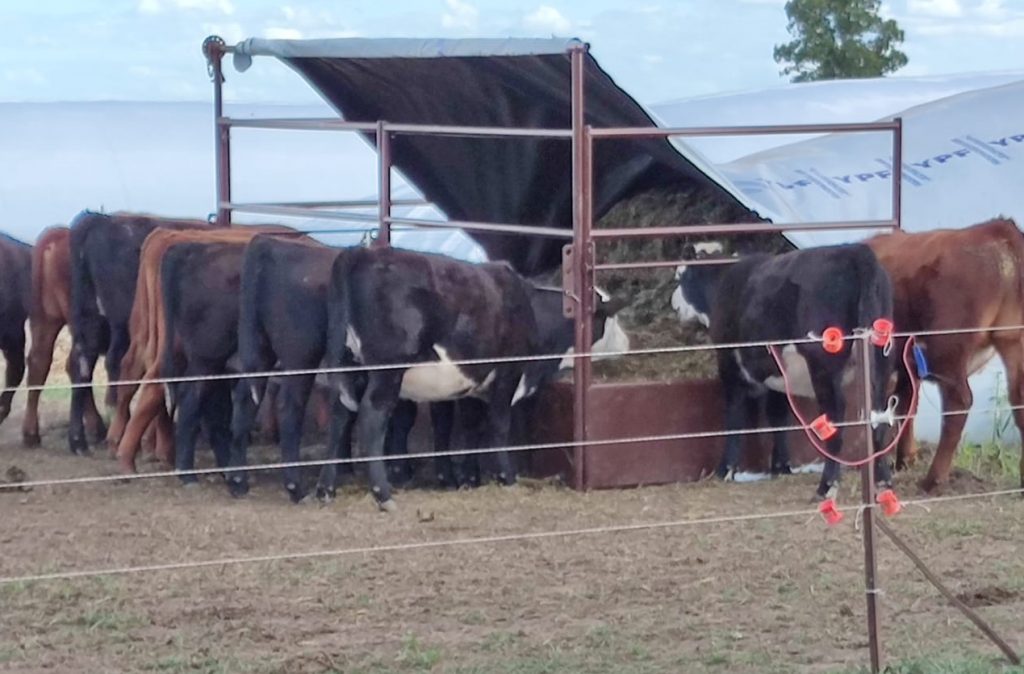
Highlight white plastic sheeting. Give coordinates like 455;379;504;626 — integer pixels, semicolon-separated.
651;71;1024;446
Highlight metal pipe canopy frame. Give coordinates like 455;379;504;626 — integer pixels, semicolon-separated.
203;34;903;672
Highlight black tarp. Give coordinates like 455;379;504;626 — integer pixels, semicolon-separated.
231;38;760;274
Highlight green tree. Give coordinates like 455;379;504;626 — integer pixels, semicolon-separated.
773;0;908;82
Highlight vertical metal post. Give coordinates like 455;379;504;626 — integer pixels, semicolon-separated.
206;37;232;227
891;117;902;231
860;337;883;673
570;44;593;491
377;120;392;247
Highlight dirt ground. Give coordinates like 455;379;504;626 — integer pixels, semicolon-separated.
2;392;1024;674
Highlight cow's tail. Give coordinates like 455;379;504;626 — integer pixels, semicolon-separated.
67;212;100;368
237;237;269;407
158;245;188;418
324;248;360;412
857;247;895;415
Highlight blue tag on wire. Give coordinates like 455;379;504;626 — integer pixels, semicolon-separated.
913;344;930;379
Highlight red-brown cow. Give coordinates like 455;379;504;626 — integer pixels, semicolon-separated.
866;217;1024;492
22;226;106;447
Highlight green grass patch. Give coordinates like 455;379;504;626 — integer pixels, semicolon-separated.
835;654;1024;673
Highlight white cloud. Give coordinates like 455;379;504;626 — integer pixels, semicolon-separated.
264;27;303;40
524;5;572;34
907;0;964;17
441;0;479;31
281;5;296;21
976;0;1006;18
3;68;46;85
137;0;161;13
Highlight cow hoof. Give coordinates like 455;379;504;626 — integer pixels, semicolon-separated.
228;477;249;499
498;472;517;487
0;406;10;426
286;483;306;504
918;476;939;493
814;483;839;502
22;433;41;448
117;457;138;476
315;485;336;503
771;464;793;477
378;498;398;514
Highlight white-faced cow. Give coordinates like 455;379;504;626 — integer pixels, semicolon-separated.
320;246;629;511
673;242;897;499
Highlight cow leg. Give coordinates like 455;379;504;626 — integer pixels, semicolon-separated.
173;376;207;486
810;369;846;499
226;376;264;498
430;400;458;489
200;378;232;471
484;373;518;486
0;332;27;428
107;379;139;455
276;374;315;503
355;370;403;511
103;325;130;408
457;397;488;488
716;384;750;480
765;391;793;476
22;318;60;445
385;400;417;487
893;368;918;471
993;337;1024;491
921;375;972;493
315;396;357;501
67;322;106;455
116;383;165;474
256;379;280;444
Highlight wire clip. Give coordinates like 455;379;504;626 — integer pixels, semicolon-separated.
821;327;844;354
819;498;844;526
877;489;902;517
871;318;894;349
869;395;899;429
810;414;838;441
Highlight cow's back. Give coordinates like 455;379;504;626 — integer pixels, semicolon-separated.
866;218;1024;333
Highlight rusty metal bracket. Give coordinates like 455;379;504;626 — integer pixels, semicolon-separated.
202;35;226;83
562;244;577;318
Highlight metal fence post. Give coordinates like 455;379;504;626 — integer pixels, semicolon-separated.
203;35;232;227
860;336;883;673
570;43;593;491
377;120;392;247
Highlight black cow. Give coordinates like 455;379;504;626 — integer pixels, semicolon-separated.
319;246;630;512
67;210;214;454
672;242;896;499
0;233;32;426
159;240;252;486
230;235;417;502
235;236;629;502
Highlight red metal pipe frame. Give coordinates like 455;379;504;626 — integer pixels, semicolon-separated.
377;120;392;246
570;44;593;491
589;119;900;139
209;43;231;226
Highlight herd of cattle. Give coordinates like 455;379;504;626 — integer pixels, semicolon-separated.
0;211;1022;510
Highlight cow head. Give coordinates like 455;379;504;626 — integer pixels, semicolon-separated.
512;284;631;405
671;241;730;328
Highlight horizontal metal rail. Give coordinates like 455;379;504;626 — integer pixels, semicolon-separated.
382;122;572;139
589;120;901;139
268;198;428;208
592;219;899;240
386;215;574;239
594;257;738;272
225;202;380;223
220;117;377;131
221;117;571;139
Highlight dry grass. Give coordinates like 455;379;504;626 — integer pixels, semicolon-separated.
1;398;1023;673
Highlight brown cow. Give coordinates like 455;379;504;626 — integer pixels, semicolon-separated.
0;233;31;428
866;217;1024;491
22;226;106;447
113;225;301;474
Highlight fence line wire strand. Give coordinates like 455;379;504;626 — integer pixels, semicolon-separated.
11;323;1024;395
5;400;1023;492
2;486;1022;587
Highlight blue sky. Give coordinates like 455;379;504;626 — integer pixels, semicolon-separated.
1;0;1022;105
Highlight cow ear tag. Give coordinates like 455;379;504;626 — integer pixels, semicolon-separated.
912;344;930;379
821;327;844;354
819;498;844;526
